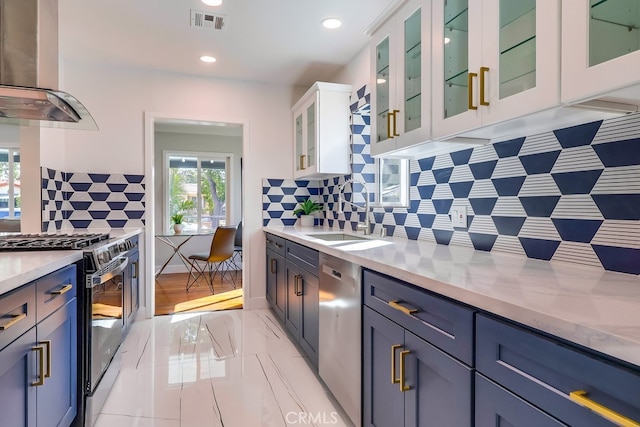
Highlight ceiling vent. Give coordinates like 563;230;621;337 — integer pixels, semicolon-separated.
190;10;228;31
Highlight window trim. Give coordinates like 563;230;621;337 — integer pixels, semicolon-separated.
0;145;20;219
162;150;234;233
373;157;410;208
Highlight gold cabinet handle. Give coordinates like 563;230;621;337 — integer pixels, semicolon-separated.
51;283;73;295
392;109;400;137
570;390;640;427
133;261;139;279
480;66;490;106
0;313;27;330
468;72;478;110
41;340;52;378
31;345;45;386
388;300;417;316
399;349;410;392
386;111;393;139
391;344;402;384
270;258;277;274
299;154;306;170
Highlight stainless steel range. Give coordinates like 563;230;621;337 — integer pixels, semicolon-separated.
0;232;139;426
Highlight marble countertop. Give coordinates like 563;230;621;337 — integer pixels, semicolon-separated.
0;228;143;296
264;225;640;368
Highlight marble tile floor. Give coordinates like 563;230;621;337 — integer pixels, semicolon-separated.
95;309;353;427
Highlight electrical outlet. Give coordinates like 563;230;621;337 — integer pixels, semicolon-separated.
450;205;467;229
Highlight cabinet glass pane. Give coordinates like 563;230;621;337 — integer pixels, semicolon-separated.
306;103;316;169
443;0;469;119
295;114;303;172
499;1;536;98
376;37;390;142
404;9;422;133
590;0;640;66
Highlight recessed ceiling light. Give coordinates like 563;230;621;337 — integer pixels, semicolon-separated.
200;55;217;63
321;18;342;29
202;0;222;6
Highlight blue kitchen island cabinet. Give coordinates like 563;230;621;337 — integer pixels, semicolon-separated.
362;269;474;427
0;264;78;427
265;233;286;321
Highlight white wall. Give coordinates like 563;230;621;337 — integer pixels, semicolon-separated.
57;59;297;311
330;44;371;91
154;131;243;271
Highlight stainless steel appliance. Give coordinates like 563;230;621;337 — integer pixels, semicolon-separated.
0;232;139;426
318;253;361;426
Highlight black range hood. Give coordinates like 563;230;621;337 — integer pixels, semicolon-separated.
0;0;98;130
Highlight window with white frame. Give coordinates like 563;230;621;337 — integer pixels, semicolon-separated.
375;157;409;207
164;152;231;233
0;148;20;218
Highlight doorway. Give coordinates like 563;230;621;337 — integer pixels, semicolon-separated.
145;114;245;316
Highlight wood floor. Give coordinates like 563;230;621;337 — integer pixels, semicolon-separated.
154;270;243;316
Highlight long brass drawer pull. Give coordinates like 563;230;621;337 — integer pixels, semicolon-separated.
391;344;402;384
570;390;640;427
468;72;478;110
31;345;45;386
41;340;52;378
399;349;410;392
51;283;73;295
133;261;139;279
0;313;27;330
388;300;417;316
480;66;490;106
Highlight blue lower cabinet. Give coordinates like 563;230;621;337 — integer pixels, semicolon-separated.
266;249;286;321
363;306;472;427
0;328;37;427
284;261;319;367
476;374;566;426
36;299;77;427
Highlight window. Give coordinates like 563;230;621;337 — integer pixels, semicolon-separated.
165;152;231;233
375;157;409;207
0;148;20;218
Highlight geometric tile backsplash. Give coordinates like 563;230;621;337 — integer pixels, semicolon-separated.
41;168;145;232
263;84;640;275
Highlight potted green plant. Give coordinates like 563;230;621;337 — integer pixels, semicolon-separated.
170;212;184;234
293;198;322;227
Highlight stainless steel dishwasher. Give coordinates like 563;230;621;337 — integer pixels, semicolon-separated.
319;253;361;427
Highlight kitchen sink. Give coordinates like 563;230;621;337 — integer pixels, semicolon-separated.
305;232;370;241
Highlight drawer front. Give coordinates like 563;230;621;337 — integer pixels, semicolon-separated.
285;240;319;275
36;264;77;322
477;314;640;427
0;283;36;351
265;233;286;256
363;269;474;366
476;374;567;427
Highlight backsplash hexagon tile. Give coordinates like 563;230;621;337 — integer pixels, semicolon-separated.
41;169;145;231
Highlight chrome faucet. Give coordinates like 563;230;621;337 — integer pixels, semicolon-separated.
337;177;371;235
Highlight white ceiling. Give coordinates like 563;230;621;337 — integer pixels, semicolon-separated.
58;0;399;88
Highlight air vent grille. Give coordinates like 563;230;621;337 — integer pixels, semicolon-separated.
191;10;228;31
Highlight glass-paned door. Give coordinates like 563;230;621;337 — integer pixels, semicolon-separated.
404;9;422;133
499;0;536;99
295;113;304;172
443;0;469;119
590;0;640;66
306;102;316;170
376;37;391;143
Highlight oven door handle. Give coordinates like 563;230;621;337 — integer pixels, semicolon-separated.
89;257;129;288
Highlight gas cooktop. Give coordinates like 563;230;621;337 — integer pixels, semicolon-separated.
0;233;110;251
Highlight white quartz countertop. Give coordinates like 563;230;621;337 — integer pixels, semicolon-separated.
264;225;640;368
0;228;143;296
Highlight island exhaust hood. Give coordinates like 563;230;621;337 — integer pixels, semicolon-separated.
0;0;97;130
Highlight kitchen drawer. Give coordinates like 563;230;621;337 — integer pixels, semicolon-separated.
363;269;474;366
265;233;286;256
476;314;640;426
36;264;77;322
476;374;566;427
0;283;36;351
285;240;319;275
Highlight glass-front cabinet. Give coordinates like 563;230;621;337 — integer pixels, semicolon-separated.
432;0;560;140
370;0;431;157
562;0;640;104
292;82;352;179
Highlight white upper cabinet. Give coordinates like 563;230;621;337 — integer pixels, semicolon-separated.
562;0;640;106
370;0;432;157
292;82;352;179
431;0;561;141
